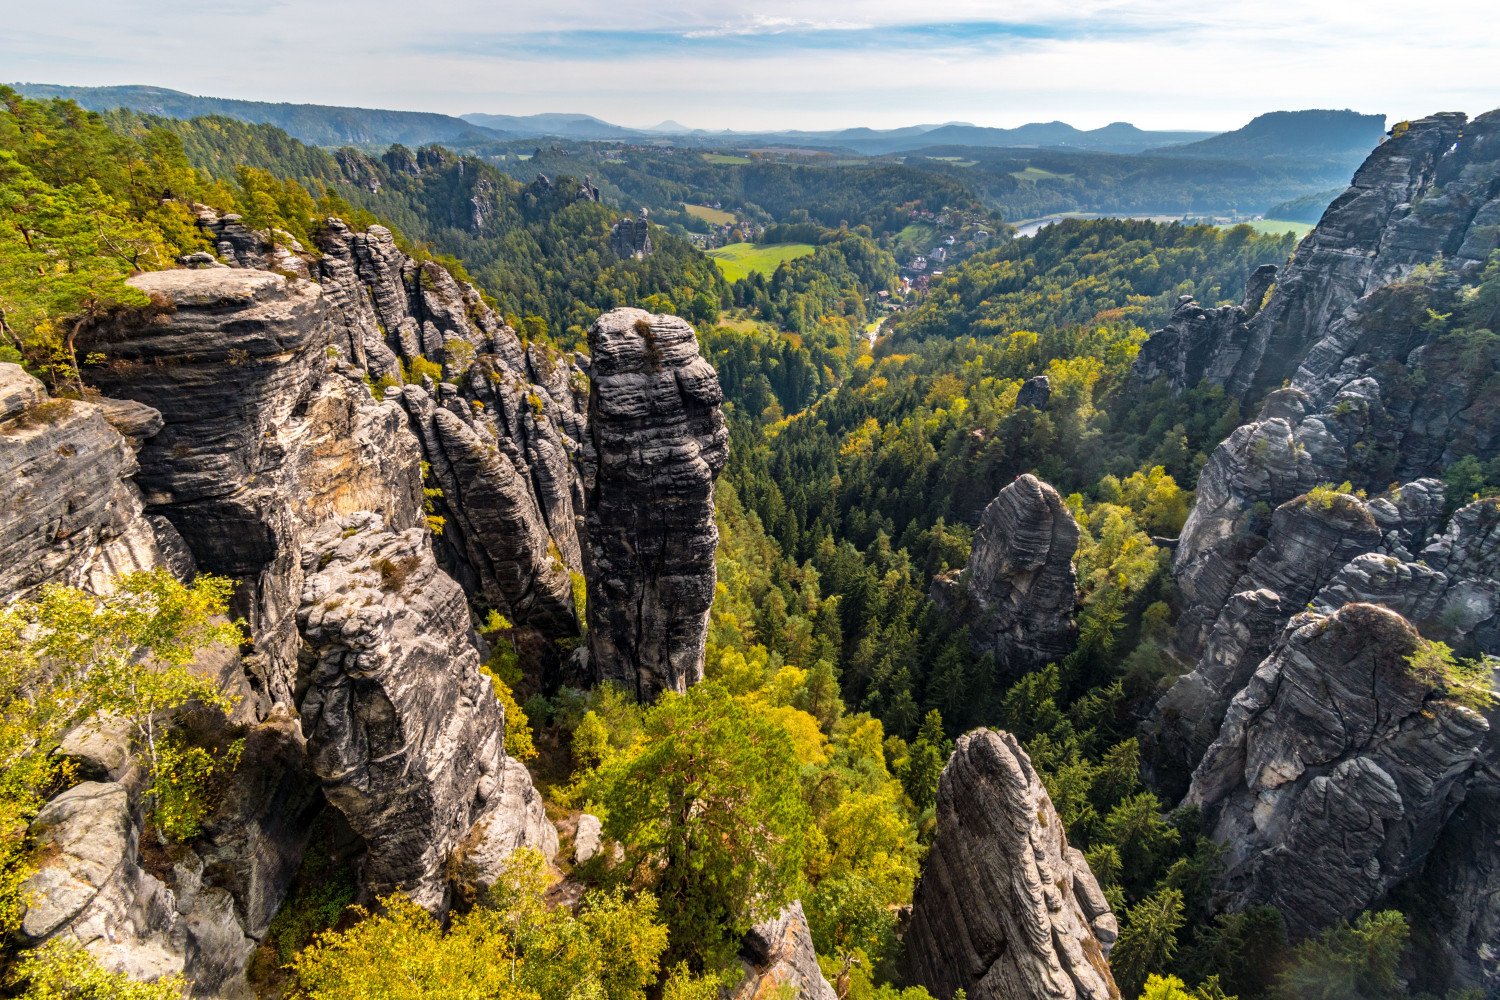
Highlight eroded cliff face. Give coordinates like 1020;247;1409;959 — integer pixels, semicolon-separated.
584;307;728;698
10;215;587;993
1134;111;1500;401
932;474;1080;675
1137;108;1500;988
298;513;556;908
904;729;1120;1000
1184;603;1488;936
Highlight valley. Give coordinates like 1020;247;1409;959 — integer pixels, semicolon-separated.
0;74;1497;1000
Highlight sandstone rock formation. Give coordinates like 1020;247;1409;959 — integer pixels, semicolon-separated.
1016;373;1052;410
298;513;556;907
609;217;653;259
1148;487;1387;794
315;219;589;638
933;474;1080;674
1137;116;1500;989
19;712;321;997
904;729;1120;1000
584;308;728;697
1131;265;1278;393
1134;112;1500;402
78;267;423;712
1184;603;1489;936
12;218;576;991
0;364;172;598
733;901;838;1000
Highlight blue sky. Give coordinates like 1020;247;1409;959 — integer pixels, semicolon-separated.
6;0;1498;130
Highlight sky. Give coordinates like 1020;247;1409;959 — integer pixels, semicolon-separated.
6;0;1498;132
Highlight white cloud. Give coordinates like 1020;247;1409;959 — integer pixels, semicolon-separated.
3;0;1497;130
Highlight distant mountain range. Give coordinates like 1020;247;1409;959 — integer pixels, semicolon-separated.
459;114;1216;154
11;83;508;148
9;83;1385;169
1162;109;1387;159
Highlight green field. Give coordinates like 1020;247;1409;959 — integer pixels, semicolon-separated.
684;203;736;225
1011;166;1074;182
1238;218;1315;238
701;152;751;165
706;242;815;281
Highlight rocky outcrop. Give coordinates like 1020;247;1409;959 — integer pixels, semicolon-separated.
0;364;173;597
17;220;578;989
1134;111;1500;402
1141;109;1500;989
584;308;728;698
1131;265;1278;393
297;513;556;908
733;901;838;1000
933;475;1080;674
904;729;1120;1000
609;217;653;259
315;220;589;640
1311;498;1500;655
78;267;424;713
19;711;321;998
1016;374;1052;410
1184;603;1489;937
1148;488;1387;794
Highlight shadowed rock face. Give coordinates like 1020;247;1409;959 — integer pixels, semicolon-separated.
904;729;1120;1000
1185;603;1488;937
584;308;728;698
297;513;556;908
935;474;1079;675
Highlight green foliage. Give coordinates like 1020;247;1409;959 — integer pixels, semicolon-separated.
591;683;809;969
288;848;669;999
264;824;359;968
1403;639;1497;713
150;734;244;841
9;941;188;999
1113;887;1188;998
0;570;243;939
1139;974;1235;1000
400;354;443;386
1272;910;1408;1000
888;218;1294;345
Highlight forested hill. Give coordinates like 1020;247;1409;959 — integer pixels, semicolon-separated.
100;107;728;341
12;83;507;148
1162;109;1386;160
887;218;1294;342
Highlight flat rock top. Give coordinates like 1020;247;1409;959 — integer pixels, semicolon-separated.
127;268;288;307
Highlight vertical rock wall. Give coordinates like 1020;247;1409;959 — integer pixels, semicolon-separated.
584;308;728;698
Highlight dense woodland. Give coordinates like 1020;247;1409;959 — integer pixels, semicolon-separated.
0;89;1487;1000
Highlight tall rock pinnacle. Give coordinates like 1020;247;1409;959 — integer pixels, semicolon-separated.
584;308;728;698
904;728;1120;1000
